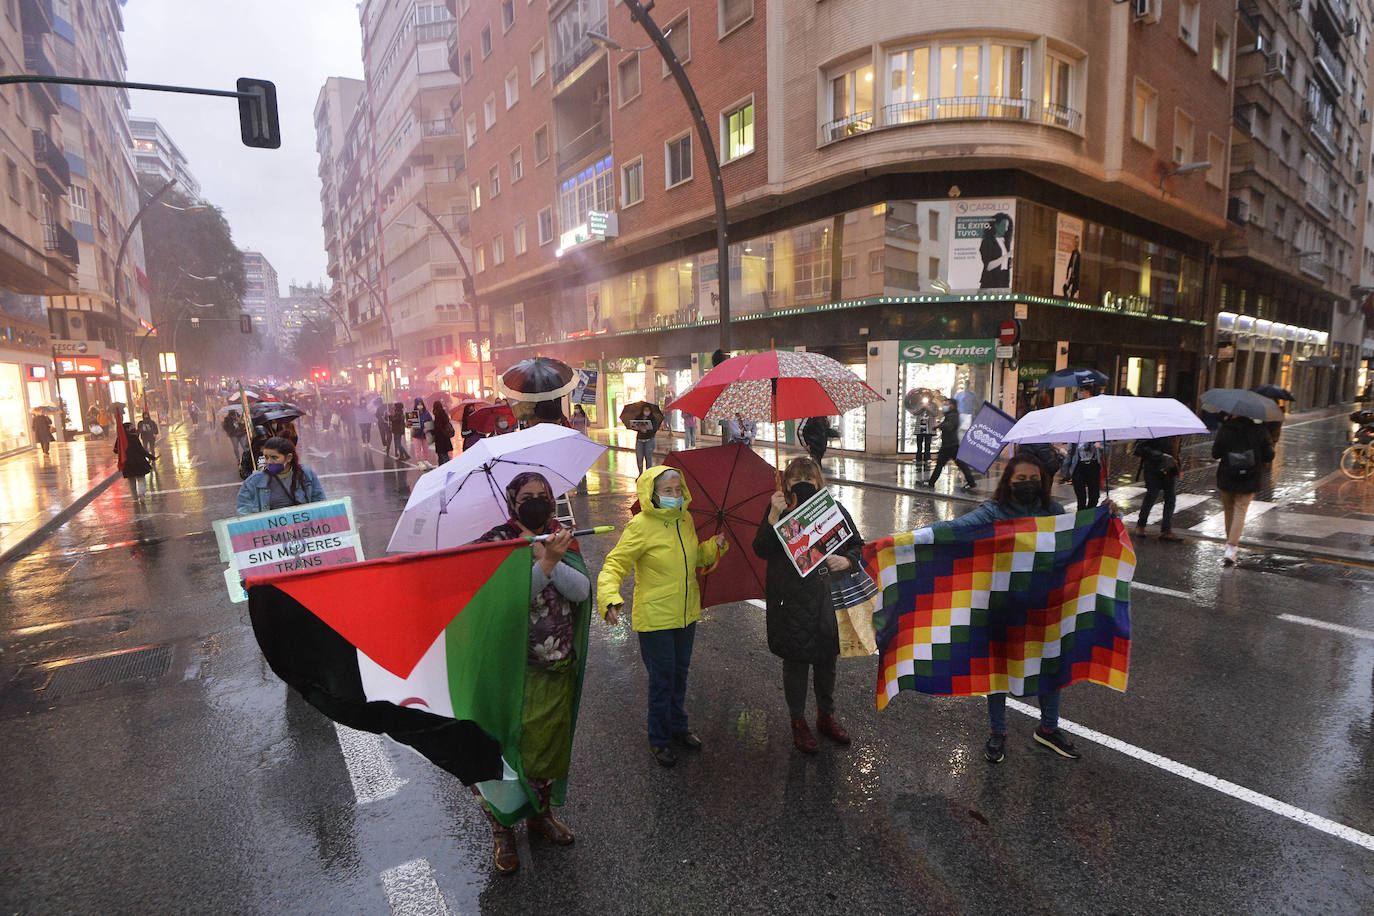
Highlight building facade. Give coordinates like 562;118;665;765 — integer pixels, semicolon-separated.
129;115;200;198
240;250;279;335
276;281;333;340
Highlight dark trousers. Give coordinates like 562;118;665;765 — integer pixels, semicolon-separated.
1138;473;1178;532
915;433;933;464
929;450;976;487
807;444;826;463
359;423;372;444
783;656;836;719
1072;461;1101;511
637;623;695;746
140;434;156;458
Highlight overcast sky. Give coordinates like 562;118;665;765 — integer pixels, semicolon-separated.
121;0;364;290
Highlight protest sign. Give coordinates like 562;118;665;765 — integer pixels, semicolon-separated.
957;401;1017;473
213;497;364;603
772;487;853;577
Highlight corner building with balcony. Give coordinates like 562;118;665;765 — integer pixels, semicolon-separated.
455;0;1236;454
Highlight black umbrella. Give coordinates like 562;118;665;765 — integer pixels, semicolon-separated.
1200;388;1284;422
1251;384;1294;402
499;357;577;401
620;401;664;432
902;388;948;416
1036;367;1108;390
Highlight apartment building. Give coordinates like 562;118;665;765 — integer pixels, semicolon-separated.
241;250;279;335
453;0;1243;453
129;115;200;198
41;0;153;428
315;0;478;398
276;281;334;340
0;0;79;450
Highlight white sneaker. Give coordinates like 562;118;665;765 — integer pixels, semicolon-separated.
1222;544;1237;567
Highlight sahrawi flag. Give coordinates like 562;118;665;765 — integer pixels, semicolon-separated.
863;506;1134;709
246;539;586;824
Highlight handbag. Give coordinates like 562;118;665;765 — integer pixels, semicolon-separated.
829;566;879;658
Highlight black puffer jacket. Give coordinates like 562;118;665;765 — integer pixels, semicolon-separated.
752;500;864;663
1212;417;1274;494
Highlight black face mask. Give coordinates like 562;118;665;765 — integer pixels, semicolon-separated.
1010;480;1041;505
517;496;554;531
789;481;818;504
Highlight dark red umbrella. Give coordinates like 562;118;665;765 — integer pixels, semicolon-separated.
467;403;516;435
663;443;774;608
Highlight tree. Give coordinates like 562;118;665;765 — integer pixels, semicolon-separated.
291;314;337;374
137;173;247;382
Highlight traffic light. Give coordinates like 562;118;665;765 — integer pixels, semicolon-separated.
237;78;281;149
240;314;252;334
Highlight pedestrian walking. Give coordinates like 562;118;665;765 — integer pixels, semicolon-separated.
235;436;326;515
1134;435;1182;541
469;472;591;873
137;411;159;461
1061;440;1105;511
188;401;202;428
570;404;590;436
751;457;861;754
924;451;1089;763
340;399;356;441
632;403;660;473
374;399;390;452
222;411;246;462
410;397;433;465
1212;413;1274;566
915;410;934;466
720;415;742;445
739;416;757;448
431;401;455;465
31;411;54;456
597;467;727;767
356;398;373;445
387;402;410;460
681;410;697;449
955;383;978;436
117;422;153;503
925;406;977;490
799;415;840;463
96;405;112;438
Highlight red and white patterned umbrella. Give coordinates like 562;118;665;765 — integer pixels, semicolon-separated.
668;350;881;425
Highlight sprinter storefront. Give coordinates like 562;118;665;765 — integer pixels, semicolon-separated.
896;338;995;453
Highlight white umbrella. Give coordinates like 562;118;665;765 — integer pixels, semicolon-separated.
1002;396;1207;444
387;424;607;553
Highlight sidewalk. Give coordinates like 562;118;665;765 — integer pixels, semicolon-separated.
0;434;123;566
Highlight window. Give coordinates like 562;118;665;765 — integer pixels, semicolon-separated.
490;164;501;197
23;177;35;214
1173;109;1194;163
513;220;527;256
5;157;18;201
558;156;614;234
492;234;505;266
534;124;550;164
719;0;752;36
1132;79;1157;146
462;50;473;80
69;185;90;224
621;156;644;206
484;94;497;129
828;61;873;137
510;146;523;182
664;13;690;76
1043;53;1075;126
1207;134;1225;187
868;250;884;274
722;99;754;161
505;69;519;109
480;24;492;58
466;113;478;147
538;206;554;245
666;133;692;187
885;47;930;123
1179;0;1199;50
618;54;641;105
501;0;514;31
470;181;482;210
1213;26;1230;79
475;245;486;272
530;40;546;83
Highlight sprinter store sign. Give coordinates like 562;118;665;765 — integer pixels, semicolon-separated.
899;339;996;364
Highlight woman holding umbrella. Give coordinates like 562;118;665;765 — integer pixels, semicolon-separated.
625;402;662;473
1212;412;1274;566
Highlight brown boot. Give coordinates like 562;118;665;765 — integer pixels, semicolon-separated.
489;818;519;874
816;713;851;746
526;783;575;845
791;717;819;753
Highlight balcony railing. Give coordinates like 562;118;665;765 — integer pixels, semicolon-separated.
822;110;873;143
827;98;1082;144
1313;33;1344;88
31;128;70;192
1297;252;1329;281
43;221;79;263
551;24;607;85
416;21;453;44
22;34;54;77
556;119;609;171
422;119;459;138
1304;181;1333;217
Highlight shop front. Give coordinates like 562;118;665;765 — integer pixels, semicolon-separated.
602;357;647;432
895;338;996;453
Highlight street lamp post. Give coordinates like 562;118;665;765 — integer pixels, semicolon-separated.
592;3;731;351
113;177;178;414
410;202;487;396
350;266;400;396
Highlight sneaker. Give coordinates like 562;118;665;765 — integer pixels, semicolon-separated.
650;744;677;767
1222;544;1237;567
961;483;978;491
984;732;1006;763
1033;726;1080;759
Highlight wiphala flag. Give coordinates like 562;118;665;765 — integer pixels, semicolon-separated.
863;506;1134;710
246;539;581;821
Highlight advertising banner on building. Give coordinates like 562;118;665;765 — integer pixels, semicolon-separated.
1053;213;1084;300
697;251;720;320
571;368;599;405
948;198;1017;291
513;303;526;344
956;401;1018;473
899;339;997;364
214;497;364;603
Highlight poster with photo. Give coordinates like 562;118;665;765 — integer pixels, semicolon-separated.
1053;213;1084;300
513;302;526;344
772;487;853;578
947;198;1017;291
697;250;720;320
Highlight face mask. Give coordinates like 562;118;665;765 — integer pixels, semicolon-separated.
1010;480;1041;504
658;495;684;510
789;481;818;503
265;462;286;476
516;496;553;530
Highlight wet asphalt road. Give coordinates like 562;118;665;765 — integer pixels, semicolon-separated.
1;424;1372;915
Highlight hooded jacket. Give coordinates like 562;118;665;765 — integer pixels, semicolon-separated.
596;466;726;632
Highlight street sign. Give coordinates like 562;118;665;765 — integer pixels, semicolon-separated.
1014;302;1029;319
997;319;1021;346
995;345;1015;359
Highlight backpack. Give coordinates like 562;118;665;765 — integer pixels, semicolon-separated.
1224;448;1257;479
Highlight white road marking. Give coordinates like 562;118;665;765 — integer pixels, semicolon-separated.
145;467;407;497
333;722;409;805
1277;614;1374;641
1005;699;1374;852
380;858;451;916
1188;500;1277;534
1131;582;1194;600
746;599;766;609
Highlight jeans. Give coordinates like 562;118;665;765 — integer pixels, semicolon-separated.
360;423;372;444
140;435;156;458
1219;490;1254;546
1071;460;1101;511
684;426;697;448
637;623;695;746
782;656;836;719
987;690;1060;734
1138;473;1177;531
635;437;656;473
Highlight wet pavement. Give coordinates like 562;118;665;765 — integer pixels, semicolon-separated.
1;418;1372;914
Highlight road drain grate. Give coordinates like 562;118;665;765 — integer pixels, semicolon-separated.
40;646;173;699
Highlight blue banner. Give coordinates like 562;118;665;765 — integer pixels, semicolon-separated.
956;401;1016;473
